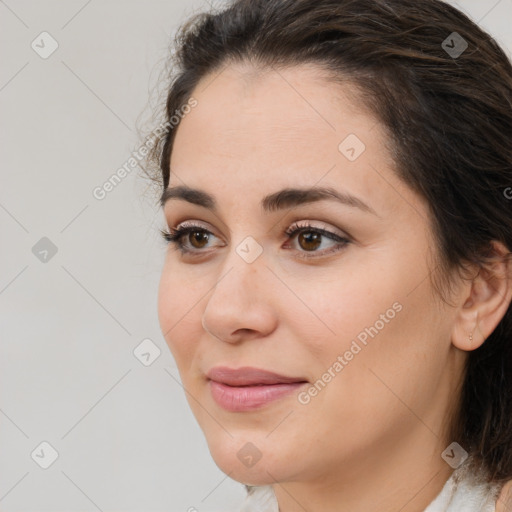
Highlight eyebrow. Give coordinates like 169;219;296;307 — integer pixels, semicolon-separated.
160;185;378;216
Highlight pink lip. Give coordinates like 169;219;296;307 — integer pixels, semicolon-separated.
206;366;308;412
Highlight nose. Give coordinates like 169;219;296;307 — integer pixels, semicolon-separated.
201;243;278;344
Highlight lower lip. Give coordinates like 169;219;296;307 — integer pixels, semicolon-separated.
209;380;307;412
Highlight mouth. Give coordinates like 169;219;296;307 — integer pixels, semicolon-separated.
206;366;309;412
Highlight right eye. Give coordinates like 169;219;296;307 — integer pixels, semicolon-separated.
160;222;218;255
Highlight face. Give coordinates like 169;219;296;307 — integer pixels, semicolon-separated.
157;63;464;486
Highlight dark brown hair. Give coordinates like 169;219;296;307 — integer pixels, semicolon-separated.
146;0;512;483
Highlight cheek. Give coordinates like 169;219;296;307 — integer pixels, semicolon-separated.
290;252;444;399
310;275;448;430
157;263;201;366
284;264;406;367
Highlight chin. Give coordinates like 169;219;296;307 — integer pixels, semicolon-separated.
203;429;294;486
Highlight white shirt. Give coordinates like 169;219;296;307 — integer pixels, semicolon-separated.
238;463;504;512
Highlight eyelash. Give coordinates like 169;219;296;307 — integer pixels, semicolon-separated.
160;221;351;260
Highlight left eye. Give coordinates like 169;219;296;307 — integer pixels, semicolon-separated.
283;222;351;259
160;221;351;259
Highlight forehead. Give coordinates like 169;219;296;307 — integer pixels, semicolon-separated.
173;62;374;153
168;63;402;215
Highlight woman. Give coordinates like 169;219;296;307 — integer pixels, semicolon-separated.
146;0;512;510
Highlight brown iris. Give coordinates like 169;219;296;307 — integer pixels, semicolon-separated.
189;230;209;249
298;231;322;251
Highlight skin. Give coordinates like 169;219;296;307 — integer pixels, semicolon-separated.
157;62;512;512
497;480;512;512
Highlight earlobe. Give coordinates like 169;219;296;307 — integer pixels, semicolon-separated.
452;309;481;351
451;241;512;352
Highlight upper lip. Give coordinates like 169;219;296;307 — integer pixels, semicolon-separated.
206;366;308;386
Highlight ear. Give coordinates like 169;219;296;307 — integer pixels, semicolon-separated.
451;241;512;352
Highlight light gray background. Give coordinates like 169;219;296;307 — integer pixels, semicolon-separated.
1;1;511;511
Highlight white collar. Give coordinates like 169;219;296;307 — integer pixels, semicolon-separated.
239;465;502;512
